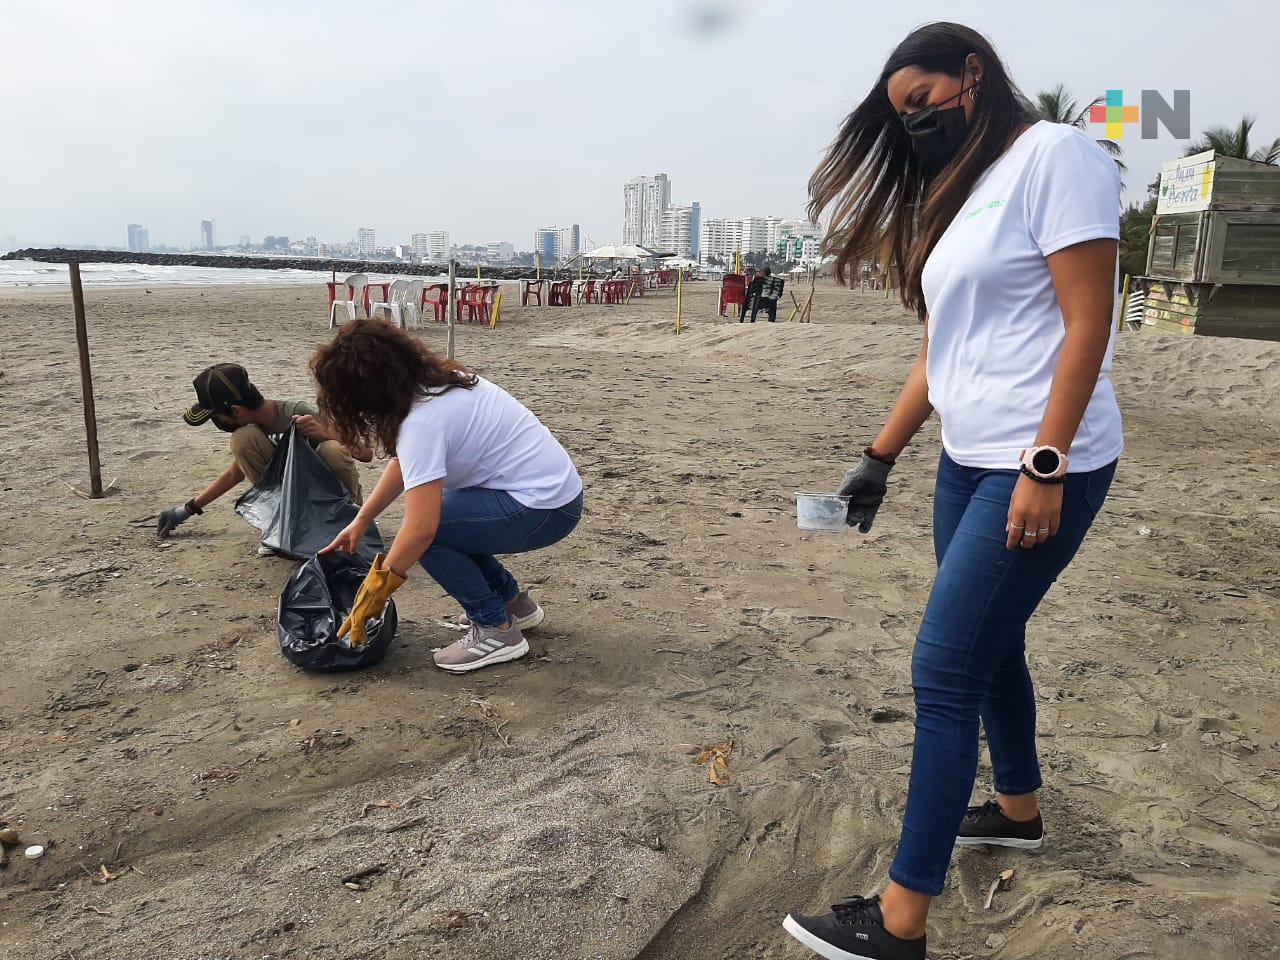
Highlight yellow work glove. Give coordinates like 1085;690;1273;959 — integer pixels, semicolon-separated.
337;554;406;648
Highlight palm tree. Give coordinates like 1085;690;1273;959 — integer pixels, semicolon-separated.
1034;83;1125;171
1184;115;1280;164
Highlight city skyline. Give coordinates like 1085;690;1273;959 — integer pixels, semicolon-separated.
7;4;1268;253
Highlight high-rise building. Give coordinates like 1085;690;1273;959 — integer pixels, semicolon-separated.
410;233;430;261
127;223;150;253
200;219;216;249
357;227;376;257
770;219;823;261
532;225;579;264
533;227;557;263
738;217;773;255
425;231;449;262
485;241;515;263
659;202;701;258
555;224;579;261
698;217;743;262
622;174;671;247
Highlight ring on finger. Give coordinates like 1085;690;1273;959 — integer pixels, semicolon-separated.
1037;527;1049;535
1022;531;1037;539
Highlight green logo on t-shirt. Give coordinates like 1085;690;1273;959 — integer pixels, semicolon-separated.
964;198;1007;221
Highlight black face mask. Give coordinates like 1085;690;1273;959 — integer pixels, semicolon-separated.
901;80;979;172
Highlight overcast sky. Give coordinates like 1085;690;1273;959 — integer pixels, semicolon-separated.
3;1;1276;251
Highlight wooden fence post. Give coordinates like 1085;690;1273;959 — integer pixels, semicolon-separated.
447;259;457;359
69;263;104;498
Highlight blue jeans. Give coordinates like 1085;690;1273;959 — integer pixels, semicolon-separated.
888;452;1116;896
418;488;584;627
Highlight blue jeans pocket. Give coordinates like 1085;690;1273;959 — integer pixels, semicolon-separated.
1079;461;1117;521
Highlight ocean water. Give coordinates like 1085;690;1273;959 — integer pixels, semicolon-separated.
0;259;439;288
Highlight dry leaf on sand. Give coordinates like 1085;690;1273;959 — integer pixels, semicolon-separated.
693;738;733;786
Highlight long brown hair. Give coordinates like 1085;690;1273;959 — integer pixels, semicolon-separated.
310;318;478;456
808;22;1036;318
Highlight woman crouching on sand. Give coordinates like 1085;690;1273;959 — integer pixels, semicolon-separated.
312;318;583;673
782;22;1122;960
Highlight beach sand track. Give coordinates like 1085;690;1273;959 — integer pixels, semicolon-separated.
0;283;1277;959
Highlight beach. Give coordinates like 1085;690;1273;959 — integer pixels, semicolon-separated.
0;281;1277;960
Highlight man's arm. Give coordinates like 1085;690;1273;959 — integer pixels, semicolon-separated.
293;413;373;462
193;461;246;510
157;460;245;538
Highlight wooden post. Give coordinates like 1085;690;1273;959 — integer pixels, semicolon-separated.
535;252;541;280
1117;274;1130;334
675;270;683;335
69;263;104;498
489;292;502;330
446;259;457;360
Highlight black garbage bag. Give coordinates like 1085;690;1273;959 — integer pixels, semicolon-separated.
277;551;399;671
235;425;382;561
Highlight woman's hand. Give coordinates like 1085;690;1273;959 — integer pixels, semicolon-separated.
320;517;369;555
1006;475;1063;550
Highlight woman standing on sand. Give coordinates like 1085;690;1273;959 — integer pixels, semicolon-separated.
782;23;1121;960
312;319;583;674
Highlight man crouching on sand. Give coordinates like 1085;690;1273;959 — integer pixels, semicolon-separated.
156;363;372;552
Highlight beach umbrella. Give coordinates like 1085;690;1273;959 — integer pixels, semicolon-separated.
580;244;664;260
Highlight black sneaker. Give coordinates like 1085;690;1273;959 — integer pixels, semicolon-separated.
783;894;925;960
955;798;1044;849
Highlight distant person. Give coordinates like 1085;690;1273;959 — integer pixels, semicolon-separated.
156;363;371;552
313;319;583;674
742;266;780;323
782;21;1122;960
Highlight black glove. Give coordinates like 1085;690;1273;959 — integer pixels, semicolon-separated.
157;501;199;539
837;453;894;533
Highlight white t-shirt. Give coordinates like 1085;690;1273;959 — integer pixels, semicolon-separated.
921;121;1124;472
396;376;582;509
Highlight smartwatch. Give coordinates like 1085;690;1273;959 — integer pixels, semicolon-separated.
1020;445;1068;483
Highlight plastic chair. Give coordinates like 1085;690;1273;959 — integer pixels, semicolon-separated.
521;278;544;306
328;273;368;328
577;279;598;304
402;278;424;328
371;278;414;329
457;284;495;325
719;274;746;317
422;283;449;324
548;280;574;306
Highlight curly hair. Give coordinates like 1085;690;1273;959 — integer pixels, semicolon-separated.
310;318;478;456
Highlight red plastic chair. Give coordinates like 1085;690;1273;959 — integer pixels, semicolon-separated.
521;278;544;306
719;274;746;317
422;283;449;324
577;279;598;304
457;284;498;324
548;280;574;306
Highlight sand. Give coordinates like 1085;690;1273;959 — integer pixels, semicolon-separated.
0;280;1277;960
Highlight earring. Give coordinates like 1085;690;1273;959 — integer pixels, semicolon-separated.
969;85;978;100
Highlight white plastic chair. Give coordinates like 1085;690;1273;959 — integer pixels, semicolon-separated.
403;278;424;329
371;278;414;329
328;273;368;328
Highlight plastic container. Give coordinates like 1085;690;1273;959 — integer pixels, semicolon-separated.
795;492;850;533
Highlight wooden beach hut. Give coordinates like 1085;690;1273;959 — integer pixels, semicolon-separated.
1135;150;1280;340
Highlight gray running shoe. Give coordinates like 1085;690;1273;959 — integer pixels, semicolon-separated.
434;620;529;673
459;591;544;631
